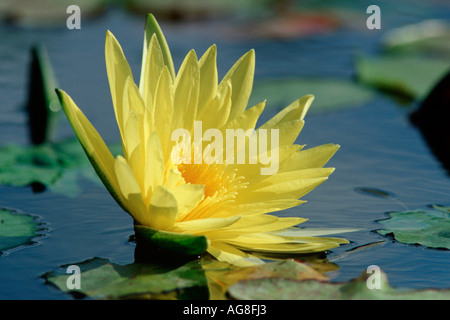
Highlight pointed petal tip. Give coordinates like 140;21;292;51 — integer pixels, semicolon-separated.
105;30;114;40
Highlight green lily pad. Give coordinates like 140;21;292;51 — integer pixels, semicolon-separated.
0;208;44;255
376;205;450;250
228;267;450;300
355;54;450;102
43;257;209;299
249;78;374;114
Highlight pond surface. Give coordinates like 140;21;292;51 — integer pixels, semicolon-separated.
0;2;449;299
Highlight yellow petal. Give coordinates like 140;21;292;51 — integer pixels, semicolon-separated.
224;100;265;131
226;232;288;245
234;144;303;185
260;94;314;129
139;34;165;111
114;156;149;225
207;241;262;266
56;89;125;210
144;132;165;201
252;177;329;199
198;44;218;114
199;80;232;130
105;31;133;148
249;168;335;190
223;215;305;233
221;199;305;217
222;50;255;123
153;67;175;161
171;183;205;219
122;77;146;183
164;168;183;190
282;143;340;171
140;13;175;81
273;119;304;146
234;240;341;254
174;215;241;234
149;186;178;229
173;50;200;132
122;90;141;159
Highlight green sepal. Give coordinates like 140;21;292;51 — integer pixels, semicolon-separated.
134;225;208;259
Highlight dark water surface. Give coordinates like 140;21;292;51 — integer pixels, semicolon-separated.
0;2;449;299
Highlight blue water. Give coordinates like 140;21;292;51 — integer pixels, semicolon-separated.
0;2;449;299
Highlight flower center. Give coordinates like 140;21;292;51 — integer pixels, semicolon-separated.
177;162;247;220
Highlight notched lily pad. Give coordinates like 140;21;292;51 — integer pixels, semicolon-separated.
228;267;450;300
0;208;45;255
376;205;450;250
43;257;209;300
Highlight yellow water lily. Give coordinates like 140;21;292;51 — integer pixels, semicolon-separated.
57;14;352;266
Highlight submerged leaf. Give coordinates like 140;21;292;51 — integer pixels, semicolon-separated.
0;208;44;255
249;78;374;114
228;267;450;300
376;205;450;249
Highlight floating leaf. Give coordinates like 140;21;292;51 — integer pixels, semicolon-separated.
0;208;44;255
249;78;374;114
228;268;450;300
376;205;450;250
43;257;208;299
355;54;450;102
